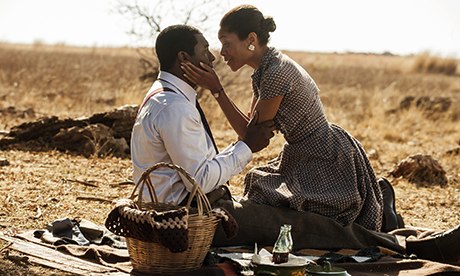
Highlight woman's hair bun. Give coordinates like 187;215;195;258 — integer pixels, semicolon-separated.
263;17;276;33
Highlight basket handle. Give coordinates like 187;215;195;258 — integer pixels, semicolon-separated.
131;162;213;216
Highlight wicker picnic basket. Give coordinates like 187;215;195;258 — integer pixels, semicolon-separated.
105;162;221;274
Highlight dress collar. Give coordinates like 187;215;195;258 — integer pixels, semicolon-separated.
251;47;278;85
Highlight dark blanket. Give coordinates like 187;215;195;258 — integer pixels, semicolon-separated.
339;256;460;276
15;217;460;276
216;246;460;276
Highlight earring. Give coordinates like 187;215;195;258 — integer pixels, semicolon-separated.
248;44;255;51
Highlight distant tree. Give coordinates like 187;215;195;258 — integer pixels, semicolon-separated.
114;0;227;82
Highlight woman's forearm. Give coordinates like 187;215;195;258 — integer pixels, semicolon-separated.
214;88;249;138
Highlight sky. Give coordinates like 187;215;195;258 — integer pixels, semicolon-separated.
0;0;459;57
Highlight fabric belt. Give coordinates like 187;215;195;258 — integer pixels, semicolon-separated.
180;185;232;207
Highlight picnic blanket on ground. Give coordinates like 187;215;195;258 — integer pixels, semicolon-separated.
215;246;460;276
1;231;229;276
1;218;459;275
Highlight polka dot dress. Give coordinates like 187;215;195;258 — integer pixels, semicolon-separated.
244;48;383;231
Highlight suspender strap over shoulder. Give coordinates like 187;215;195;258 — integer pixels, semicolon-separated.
138;85;218;153
138;87;176;115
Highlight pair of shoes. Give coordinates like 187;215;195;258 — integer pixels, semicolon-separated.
406;224;460;264
378;177;405;232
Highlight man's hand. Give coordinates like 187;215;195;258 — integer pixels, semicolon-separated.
242;111;276;153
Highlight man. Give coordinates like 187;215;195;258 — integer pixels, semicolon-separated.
131;24;275;205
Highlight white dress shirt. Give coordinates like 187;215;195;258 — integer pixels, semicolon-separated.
131;71;252;204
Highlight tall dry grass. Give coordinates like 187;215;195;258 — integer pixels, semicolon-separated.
1;43;459;231
0;43;148;120
411;52;458;76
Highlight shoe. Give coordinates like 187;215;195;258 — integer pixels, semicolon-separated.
406;224;460;263
378;177;404;232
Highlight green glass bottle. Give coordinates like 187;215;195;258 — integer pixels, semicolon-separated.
272;224;293;264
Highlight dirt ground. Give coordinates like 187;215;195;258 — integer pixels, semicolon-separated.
0;43;459;274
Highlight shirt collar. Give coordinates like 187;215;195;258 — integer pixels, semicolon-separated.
251;47;278;89
157;71;197;103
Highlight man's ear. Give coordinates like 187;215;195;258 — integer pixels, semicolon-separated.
177;51;191;62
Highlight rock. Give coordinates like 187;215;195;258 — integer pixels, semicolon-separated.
0;105;138;158
52;123;129;157
416;96;452;113
399;96;415;110
0;158;9;166
395;96;453;119
445;147;460;156
390;154;448;186
0;106;36;119
367;148;379;160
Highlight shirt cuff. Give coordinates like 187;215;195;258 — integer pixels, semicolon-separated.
232;140;253;164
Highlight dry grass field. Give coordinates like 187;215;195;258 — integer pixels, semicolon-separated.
0;43;459;274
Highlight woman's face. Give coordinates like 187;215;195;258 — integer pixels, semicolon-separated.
218;29;251;72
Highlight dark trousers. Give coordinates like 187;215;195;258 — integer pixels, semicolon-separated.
212;199;405;253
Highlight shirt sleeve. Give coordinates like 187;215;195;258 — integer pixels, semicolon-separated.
259;66;292;100
156;100;252;194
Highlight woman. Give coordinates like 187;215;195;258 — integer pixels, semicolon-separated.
181;5;383;231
